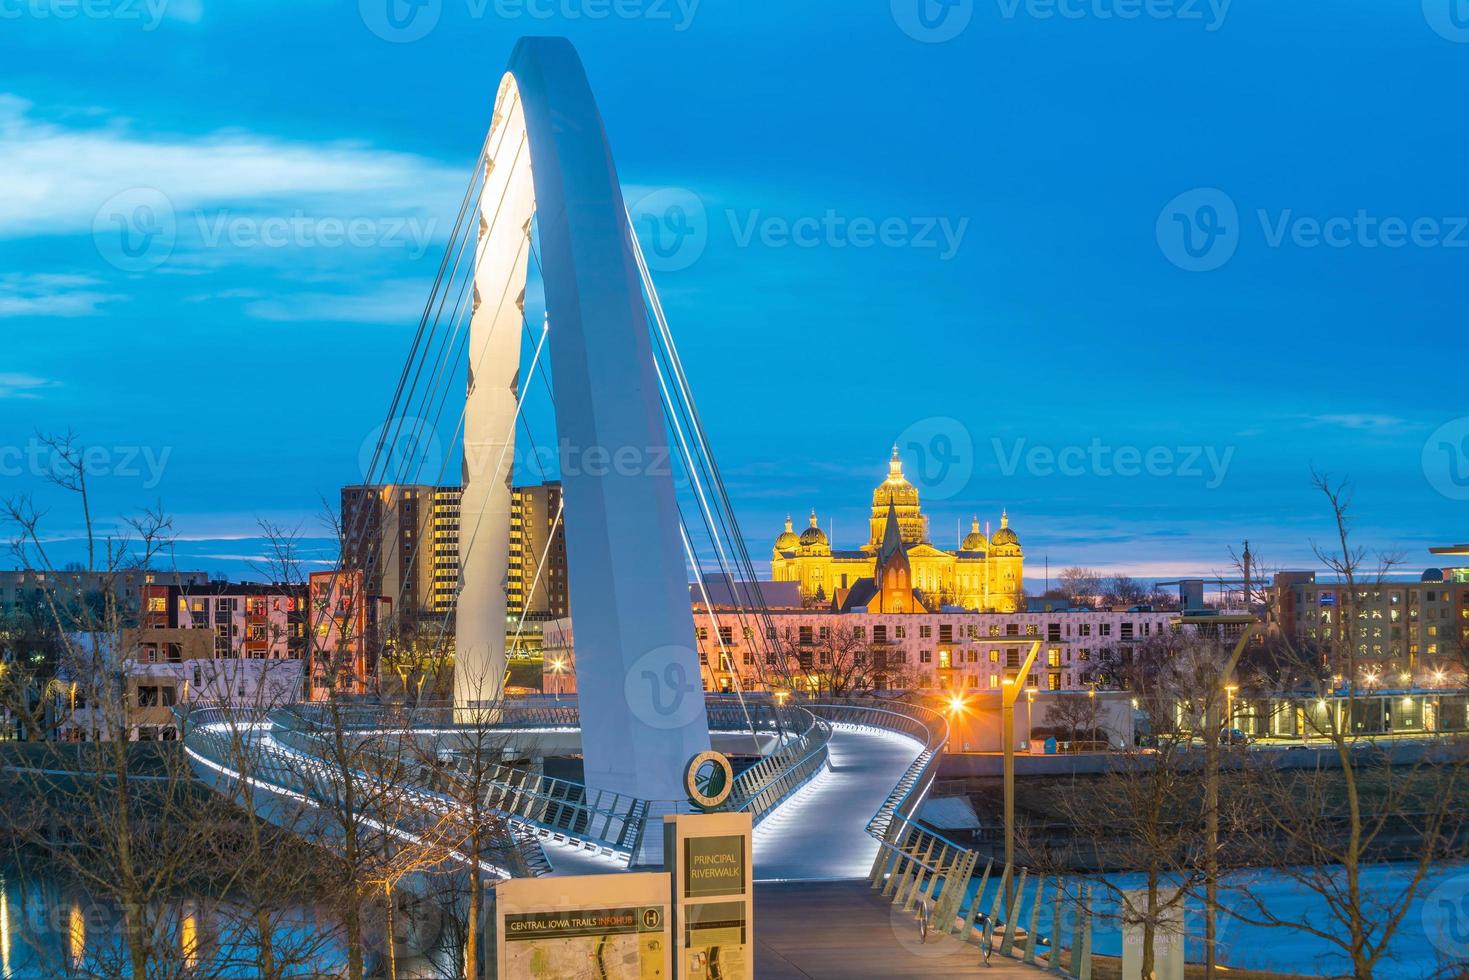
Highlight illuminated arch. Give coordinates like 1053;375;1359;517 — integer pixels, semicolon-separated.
456;37;710;803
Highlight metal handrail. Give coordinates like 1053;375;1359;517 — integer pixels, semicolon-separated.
799;698;953;848
182;695;950;866
188;696;834;861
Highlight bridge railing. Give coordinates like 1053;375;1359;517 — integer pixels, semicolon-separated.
799;697;950;846
244;695;831;860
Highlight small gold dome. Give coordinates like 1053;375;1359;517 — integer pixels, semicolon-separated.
961;516;987;552
991;510;1020;549
798;510;828;548
774;514;800;552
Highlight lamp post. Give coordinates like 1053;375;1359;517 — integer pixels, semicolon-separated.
1204;626;1253;980
549;657;566;701
1002;641;1040;907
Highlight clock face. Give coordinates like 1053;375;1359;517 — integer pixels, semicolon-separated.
684;750;735;810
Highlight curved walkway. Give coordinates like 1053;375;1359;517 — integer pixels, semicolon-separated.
753;724;924;881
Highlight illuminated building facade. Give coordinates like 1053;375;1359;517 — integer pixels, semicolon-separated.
340;481;568;630
771;448;1024;612
1271;565;1469;681
543;606;1179;695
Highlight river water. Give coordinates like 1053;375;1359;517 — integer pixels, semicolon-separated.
960;859;1469;978
0;860;462;979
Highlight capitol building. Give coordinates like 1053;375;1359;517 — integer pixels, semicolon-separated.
771;448;1025;613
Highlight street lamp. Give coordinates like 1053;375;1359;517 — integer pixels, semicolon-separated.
1001;641;1040;907
549;657;566;701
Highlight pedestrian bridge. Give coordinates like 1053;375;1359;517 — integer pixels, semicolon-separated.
180;695;947;882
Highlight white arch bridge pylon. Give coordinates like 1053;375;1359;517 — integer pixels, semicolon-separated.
454;36;712;805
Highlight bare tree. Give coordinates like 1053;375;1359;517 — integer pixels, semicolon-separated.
1219;473;1469;980
1042;691;1106;748
772;624;921;696
0;432;219;980
1034;634;1232;978
1058;567;1103;608
1104;575;1150;608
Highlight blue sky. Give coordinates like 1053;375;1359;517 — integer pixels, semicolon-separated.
2;0;1466;587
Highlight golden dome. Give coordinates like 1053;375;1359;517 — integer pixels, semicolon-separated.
991;510;1020;550
774;514;800;553
872;444;920;510
961;516;987;552
798;510;829;551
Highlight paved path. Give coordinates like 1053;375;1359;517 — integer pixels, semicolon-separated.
755;881;1052;978
753;724;922;880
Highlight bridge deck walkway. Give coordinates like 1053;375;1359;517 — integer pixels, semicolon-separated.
755;880;1052;978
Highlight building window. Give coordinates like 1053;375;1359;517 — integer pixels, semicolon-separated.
920;650;933;664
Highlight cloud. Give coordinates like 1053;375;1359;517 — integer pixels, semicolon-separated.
0;94;465;240
239;279;431;325
1304;414;1409;432
0;273;121;318
0;371;60;399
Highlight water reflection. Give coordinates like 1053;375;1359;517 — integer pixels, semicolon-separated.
1;875;11;980
0;861;461;979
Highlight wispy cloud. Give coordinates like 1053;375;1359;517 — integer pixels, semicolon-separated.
0;273;121;318
0;371;59;399
0;94;464;239
239;279;431;325
1304;413;1410;432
